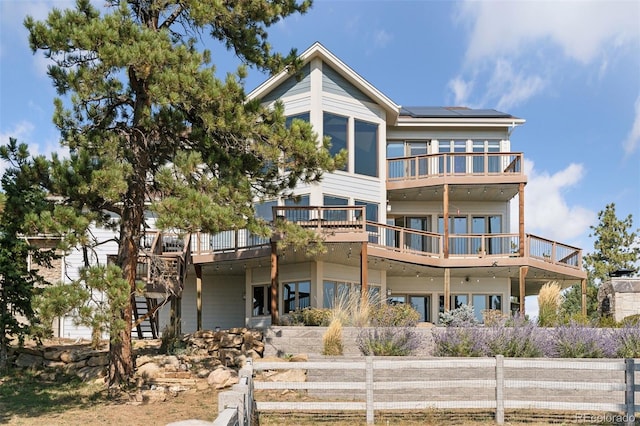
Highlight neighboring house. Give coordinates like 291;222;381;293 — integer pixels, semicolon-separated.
53;42;587;338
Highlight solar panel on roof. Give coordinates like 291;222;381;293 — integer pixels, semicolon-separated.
400;106;513;118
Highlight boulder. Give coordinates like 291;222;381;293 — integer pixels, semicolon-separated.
15;353;43;369
207;367;238;389
87;354;109;367
137;362;162;379
43;349;64;361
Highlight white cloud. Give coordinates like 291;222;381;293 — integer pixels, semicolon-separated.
0;121;35;145
487;59;547;111
373;29;392;49
458;1;640;65
450;1;640;110
511;159;596;244
448;77;474;107
623;93;640;155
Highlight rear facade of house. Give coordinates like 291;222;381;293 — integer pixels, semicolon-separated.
50;43;587;339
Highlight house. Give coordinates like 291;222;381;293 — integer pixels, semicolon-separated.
53;42;588;339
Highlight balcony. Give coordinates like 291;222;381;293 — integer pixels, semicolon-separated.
188;206;582;276
387;152;525;192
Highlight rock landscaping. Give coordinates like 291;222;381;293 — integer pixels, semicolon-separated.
7;328;267;397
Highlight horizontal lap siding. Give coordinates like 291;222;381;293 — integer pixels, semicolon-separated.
159;271;246;333
262;63;311;103
322;65;373;104
321;173;382;203
60;225;119;340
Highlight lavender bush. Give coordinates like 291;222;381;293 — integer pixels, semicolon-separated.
433;327;487;357
613;325;640;358
356;302;421;356
485;320;549;358
357;327;421;356
432;320;636;358
552;322;615;358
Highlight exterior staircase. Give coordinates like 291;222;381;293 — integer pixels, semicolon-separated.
131;231;191;339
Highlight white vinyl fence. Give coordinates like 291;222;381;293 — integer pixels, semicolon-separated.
252;356;639;425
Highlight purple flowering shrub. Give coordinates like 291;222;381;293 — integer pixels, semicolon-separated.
486;320;549;357
432;319;639;358
613;325;640;358
433;327;487;357
552;322;615;358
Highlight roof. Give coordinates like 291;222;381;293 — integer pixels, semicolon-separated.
249;42;523;126
400;106;517;119
248;42;400;122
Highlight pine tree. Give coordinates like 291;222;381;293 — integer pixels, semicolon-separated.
584;203;639;284
560;203;639;321
0;139;55;372
25;0;340;387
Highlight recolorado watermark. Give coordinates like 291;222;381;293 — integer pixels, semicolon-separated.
575;413;635;424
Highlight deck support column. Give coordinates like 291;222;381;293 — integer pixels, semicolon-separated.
519;183;525;256
195;264;202;331
361;242;368;300
443;184;449;258
519;266;528;317
444;268;451;312
270;241;279;326
581;278;587;317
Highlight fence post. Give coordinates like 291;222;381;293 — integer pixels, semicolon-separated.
365;356;374;425
495;355;504;425
625;358;635;426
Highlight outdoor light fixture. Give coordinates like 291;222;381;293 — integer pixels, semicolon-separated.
386;288;392;296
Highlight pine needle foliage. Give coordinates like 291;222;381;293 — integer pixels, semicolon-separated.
25;0;342;387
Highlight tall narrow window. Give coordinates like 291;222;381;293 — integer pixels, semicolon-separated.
355;200;379;243
252;285;272;317
355;119;378;177
323;112;348;171
285;112;310;128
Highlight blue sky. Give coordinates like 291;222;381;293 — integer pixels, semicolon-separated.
1;0;639;257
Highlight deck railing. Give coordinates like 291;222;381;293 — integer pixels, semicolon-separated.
387;152;524;181
186;207;581;270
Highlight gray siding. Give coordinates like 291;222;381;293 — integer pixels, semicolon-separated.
323;64;373;103
159;270;246;333
262;63;311;103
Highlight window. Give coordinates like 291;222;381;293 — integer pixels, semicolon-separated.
324;112;348;171
355;119;378;177
284;194;310;221
472;140;501;173
410;295;431;322
255;200;277;221
355;200;379;243
472;215;502;254
283;280;311;313
252;285;272;317
323;194;349;221
439;294;469;315
438;216;468;255
323;281;380;308
472;294;502;322
285;112;310;128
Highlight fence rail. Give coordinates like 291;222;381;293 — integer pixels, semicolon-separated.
253;356;639;425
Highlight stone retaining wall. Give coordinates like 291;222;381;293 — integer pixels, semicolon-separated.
262;326;437;357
